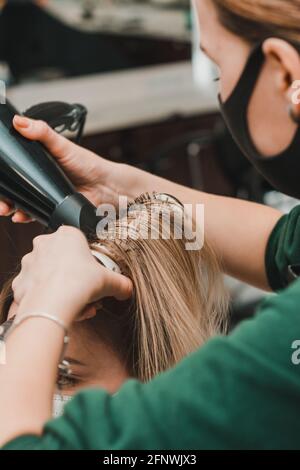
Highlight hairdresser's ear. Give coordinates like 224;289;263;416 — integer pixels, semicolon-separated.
77;304;97;322
263;38;300;116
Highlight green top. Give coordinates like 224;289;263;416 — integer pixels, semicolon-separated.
3;206;300;450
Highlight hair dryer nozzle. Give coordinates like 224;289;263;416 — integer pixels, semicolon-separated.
49;193;101;237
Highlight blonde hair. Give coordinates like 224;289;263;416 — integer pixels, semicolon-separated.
90;193;229;382
212;0;300;46
0;193;229;383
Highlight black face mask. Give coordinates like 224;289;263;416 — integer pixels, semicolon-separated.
219;44;300;199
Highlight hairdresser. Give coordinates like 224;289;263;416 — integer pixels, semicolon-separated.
1;0;300;449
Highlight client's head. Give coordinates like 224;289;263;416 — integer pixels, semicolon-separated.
0;193;229;396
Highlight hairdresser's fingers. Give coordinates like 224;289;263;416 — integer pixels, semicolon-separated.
99;270;133;302
11;274;27;306
11;211;34;223
0;200;15;217
77;304;97;322
0;202;32;222
32;233;53;249
0;200;33;222
13;115;74;160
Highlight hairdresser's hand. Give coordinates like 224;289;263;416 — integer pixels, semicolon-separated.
11;226;133;325
0;116;141;223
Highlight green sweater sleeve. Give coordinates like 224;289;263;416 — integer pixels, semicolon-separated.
266;205;300;291
3;279;300;450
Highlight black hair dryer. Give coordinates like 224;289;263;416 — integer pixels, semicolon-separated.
0;99;101;237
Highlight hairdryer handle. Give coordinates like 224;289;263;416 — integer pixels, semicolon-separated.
23;102;101;236
23;101;87;143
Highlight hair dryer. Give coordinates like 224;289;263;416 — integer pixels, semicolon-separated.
0;99;101;237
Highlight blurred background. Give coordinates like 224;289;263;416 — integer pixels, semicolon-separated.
0;0;297;327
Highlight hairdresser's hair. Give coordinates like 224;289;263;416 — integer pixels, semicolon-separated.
0;193;229;382
212;0;300;48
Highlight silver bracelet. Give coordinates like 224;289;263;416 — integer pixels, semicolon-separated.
11;313;68;336
5;313;69;367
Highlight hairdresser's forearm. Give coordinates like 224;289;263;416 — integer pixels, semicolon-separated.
0;316;66;446
0;318;63;446
121;164;282;290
